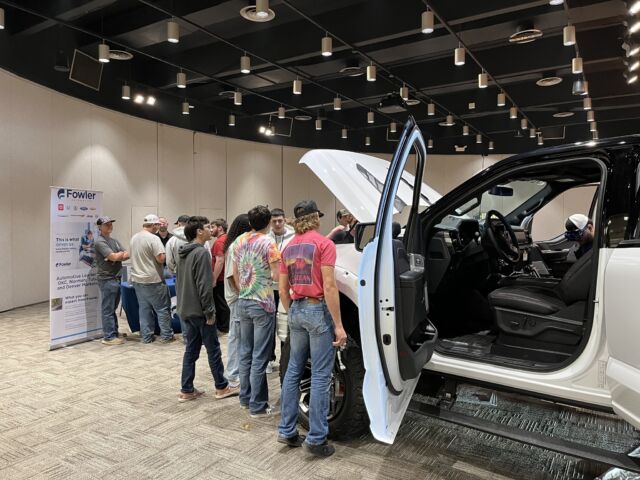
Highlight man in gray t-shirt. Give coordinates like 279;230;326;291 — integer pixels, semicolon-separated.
129;214;175;344
94;216;129;345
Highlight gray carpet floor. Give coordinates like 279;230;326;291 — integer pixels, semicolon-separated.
0;303;639;480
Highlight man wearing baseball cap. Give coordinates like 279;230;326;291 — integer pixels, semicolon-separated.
564;213;594;259
94;216;129;345
129;214;175;344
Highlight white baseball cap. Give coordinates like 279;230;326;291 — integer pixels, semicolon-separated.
143;214;160;225
565;213;590;231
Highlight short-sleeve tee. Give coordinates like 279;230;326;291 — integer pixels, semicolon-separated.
94;235;124;281
280;230;336;300
129;230;165;284
234;232;280;312
211;234;227;283
224;243;238;305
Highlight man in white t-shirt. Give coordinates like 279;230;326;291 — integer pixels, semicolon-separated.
130;214;175;344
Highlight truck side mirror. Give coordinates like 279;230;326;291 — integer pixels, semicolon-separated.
355;223;376;252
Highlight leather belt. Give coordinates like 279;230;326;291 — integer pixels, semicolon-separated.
295;297;323;304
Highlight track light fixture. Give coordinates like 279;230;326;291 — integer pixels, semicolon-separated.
367;111;375;124
121;83;131;100
182;102;190;115
365;136;371;146
445;114;454;126
572;57;583;74
572;78;588;95
631;1;640;15
146;95;156;106
293;78;302;95
428;139;434;149
400;84;409;100
529;128;536;138
476;134;482;144
563;25;576;46
538;135;544;146
278;106;285;119
521;118;528;130
631;18;640;34
629;41;640;56
497;92;506;107
342;128;348;139
167;20;179;43
240;54;251;74
228;114;235;126
177;71;186;88
256;0;270;18
454;44;465;66
422;10;434;34
390;122;397;133
265;124;273;136
234;90;242;106
427;103;435;116
98;41;110;63
510;107;517;119
489;141;495;150
0;8;4;30
587;110;595;122
463;125;469;136
590;121;598;132
592;130;599;140
625;70;639;84
333;96;342;111
367;63;376;82
315;118;322;131
321;34;332;57
629;59;640;71
583;97;592;110
134;94;145;104
478;71;488;89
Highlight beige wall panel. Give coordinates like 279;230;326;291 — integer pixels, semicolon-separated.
252;142;283;211
10;76;52;307
533;195;565;241
564;185;597;218
131;206;158;242
158;124;195;225
125;117;159;208
194;133;226;217
0;71;13;310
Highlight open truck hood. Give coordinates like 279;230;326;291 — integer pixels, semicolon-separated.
300;149;441;223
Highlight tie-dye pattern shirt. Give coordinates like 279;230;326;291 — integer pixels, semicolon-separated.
233;232;281;312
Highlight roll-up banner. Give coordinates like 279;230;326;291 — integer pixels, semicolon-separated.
49;187;103;350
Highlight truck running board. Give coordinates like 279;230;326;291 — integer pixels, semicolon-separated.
407;400;640;474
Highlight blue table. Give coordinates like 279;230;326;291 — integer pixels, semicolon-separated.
120;278;182;334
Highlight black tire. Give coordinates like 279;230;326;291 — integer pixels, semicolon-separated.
279;337;369;439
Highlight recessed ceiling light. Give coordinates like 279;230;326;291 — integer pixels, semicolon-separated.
240;3;275;22
553;111;574;118
294;114;312;121
536;76;563;87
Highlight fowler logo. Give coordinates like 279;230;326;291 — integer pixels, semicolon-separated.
55;262;71;267
57;188;96;200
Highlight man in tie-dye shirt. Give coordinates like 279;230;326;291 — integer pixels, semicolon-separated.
233;205;281;416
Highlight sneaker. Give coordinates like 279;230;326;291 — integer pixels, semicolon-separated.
158;336;176;344
250;406;280;418
142;336;156;344
277;433;306;448
178;388;204;403
215;384;240;399
101;337;125;345
303;441;335;457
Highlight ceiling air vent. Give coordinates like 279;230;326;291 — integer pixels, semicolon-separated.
109;50;133;61
240;5;275;22
509;21;543;44
553;111;574;118
536;76;563;87
294;115;312;121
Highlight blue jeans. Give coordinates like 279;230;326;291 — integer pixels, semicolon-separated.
226;301;240;384
237;299;274;414
98;278;120;340
133;282;174;342
181;316;228;392
278;300;335;445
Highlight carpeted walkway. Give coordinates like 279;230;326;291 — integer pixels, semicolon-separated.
0;303;638;480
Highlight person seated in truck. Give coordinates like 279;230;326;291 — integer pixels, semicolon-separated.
564;213;594;260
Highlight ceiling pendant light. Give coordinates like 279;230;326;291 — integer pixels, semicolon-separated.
463;125;469;136
428;139;434;149
98;41;110;63
228;114;236;126
333;96;342;111
538;135;544;146
572;78;587;95
134;94;145;104
572;57;583;74
454;44;465;66
182;101;190;115
529;128;536;138
629;59;640;72
489;141;495;150
321;34;332;57
0;8;4;30
510;106;517;119
445;114;454;126
121;83;131;100
400;84;409;100
590;121;598;132
367;63;376;82
422;10;434;34
629;41;640;56
240;54;251;74
234;90;242;106
631;1;640;14
587;110;595;122
315;118;322;131
631;19;640;34
167;20;180;43
256;0;270;18
583;97;592;110
278;106;285;119
293;78;302;95
592;130;599;140
549;0;564;5
427;102;435;116
478;71;488;89
365;136;371;146
582;80;589;95
625;70;639;84
367;111;375;124
497;92;506;107
563;25;576;46
476;134;482;144
342;128;348;139
521;118;528;130
146;95;156;106
265;125;273;136
390;122;397;133
177;71;186;88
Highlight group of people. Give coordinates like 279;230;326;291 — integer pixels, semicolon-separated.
93;202;352;457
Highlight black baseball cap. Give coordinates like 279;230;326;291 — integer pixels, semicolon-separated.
175;214;190;225
294;200;324;219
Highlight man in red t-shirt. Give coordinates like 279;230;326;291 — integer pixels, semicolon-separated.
210;218;230;333
277;200;347;457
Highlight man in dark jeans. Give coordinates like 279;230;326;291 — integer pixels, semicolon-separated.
176;216;239;402
210;218;230;332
